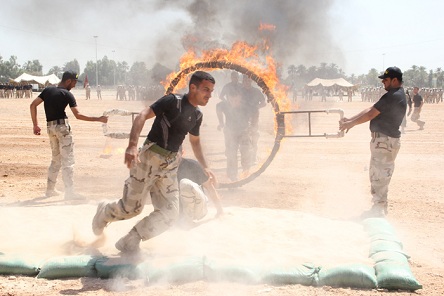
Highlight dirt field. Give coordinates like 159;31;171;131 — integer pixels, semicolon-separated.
0;87;443;296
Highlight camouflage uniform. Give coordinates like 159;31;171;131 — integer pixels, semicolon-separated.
46;120;75;192
369;133;401;204
367;82;406;213
101;142;181;240
96;93;204;241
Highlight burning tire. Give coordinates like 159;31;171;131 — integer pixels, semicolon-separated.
166;61;285;188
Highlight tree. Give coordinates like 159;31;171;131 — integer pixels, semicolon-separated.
428;70;434;88
22;60;43;75
1;56;22;82
128;62;148;86
63;59;80;74
47;66;63;76
366;68;380;86
287;64;297;78
116;61;129;85
435;67;443;88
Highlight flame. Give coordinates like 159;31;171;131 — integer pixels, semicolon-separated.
102;145;113;155
100;145;125;157
259;22;276;31
162;40;293;135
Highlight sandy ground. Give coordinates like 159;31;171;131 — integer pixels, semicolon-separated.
0;87;443;296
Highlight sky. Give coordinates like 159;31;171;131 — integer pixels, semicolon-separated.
1;0;444;77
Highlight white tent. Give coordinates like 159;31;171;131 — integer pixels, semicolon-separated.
306;77;355;88
11;73;60;85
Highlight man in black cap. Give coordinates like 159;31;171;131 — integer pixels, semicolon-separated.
339;66;407;217
30;70;108;200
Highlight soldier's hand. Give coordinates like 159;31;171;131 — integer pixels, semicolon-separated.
33;126;41;135
124;146;139;169
99;116;108;123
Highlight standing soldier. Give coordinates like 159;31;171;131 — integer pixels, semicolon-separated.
410;86;425;130
241;76;266;166
30;71;108;200
96;85;102;100
219;71;240;101
216;85;253;181
85;84;91;100
339;67;406;217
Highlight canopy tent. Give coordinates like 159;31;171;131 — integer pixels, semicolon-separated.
10;73;60;86
306;78;355;89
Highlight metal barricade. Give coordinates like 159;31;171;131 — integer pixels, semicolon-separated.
279;108;345;138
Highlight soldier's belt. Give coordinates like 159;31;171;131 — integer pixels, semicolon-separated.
371;132;387;138
148;143;177;158
47;119;68;126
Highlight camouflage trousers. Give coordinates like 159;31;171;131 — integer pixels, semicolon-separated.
224;129;252;180
47;123;74;191
179;178;208;221
102;143;180;241
411;108;425;127
369;133;401;204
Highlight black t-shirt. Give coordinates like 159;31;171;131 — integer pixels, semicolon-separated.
38;86;77;122
413;94;423;107
148;94;202;152
177;158;209;185
241;86;265;110
216;100;250;131
220;81;239;100
371;87;407;138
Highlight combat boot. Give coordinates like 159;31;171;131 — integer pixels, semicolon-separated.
361;201;388;219
115;228;142;253
64;188;87;200
92;202;109;235
45;189;61;197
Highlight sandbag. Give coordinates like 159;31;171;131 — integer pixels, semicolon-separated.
371;251;409;264
362;218;396;237
137;256;204;284
369;240;404;257
369;233;402;246
0;254;39;276
204;263;258;283
95;256;140;279
317;264;377;289
37;255;99;279
260;263;319;286
375;261;422;291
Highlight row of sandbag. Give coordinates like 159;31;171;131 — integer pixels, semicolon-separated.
362;217;422;291
0;253;377;288
0;218;422;291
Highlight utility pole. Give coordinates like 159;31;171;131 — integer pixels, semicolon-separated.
93;35;99;86
112;50;116;87
382;53;386;71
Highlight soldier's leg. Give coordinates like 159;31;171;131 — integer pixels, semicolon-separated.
369;136;401;213
225;130;239;181
131;155;180;240
239;131;253;172
55;124;76;197
92;145;165;237
46;126;62;194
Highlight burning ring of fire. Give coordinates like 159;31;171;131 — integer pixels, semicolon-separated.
165;60;286;188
